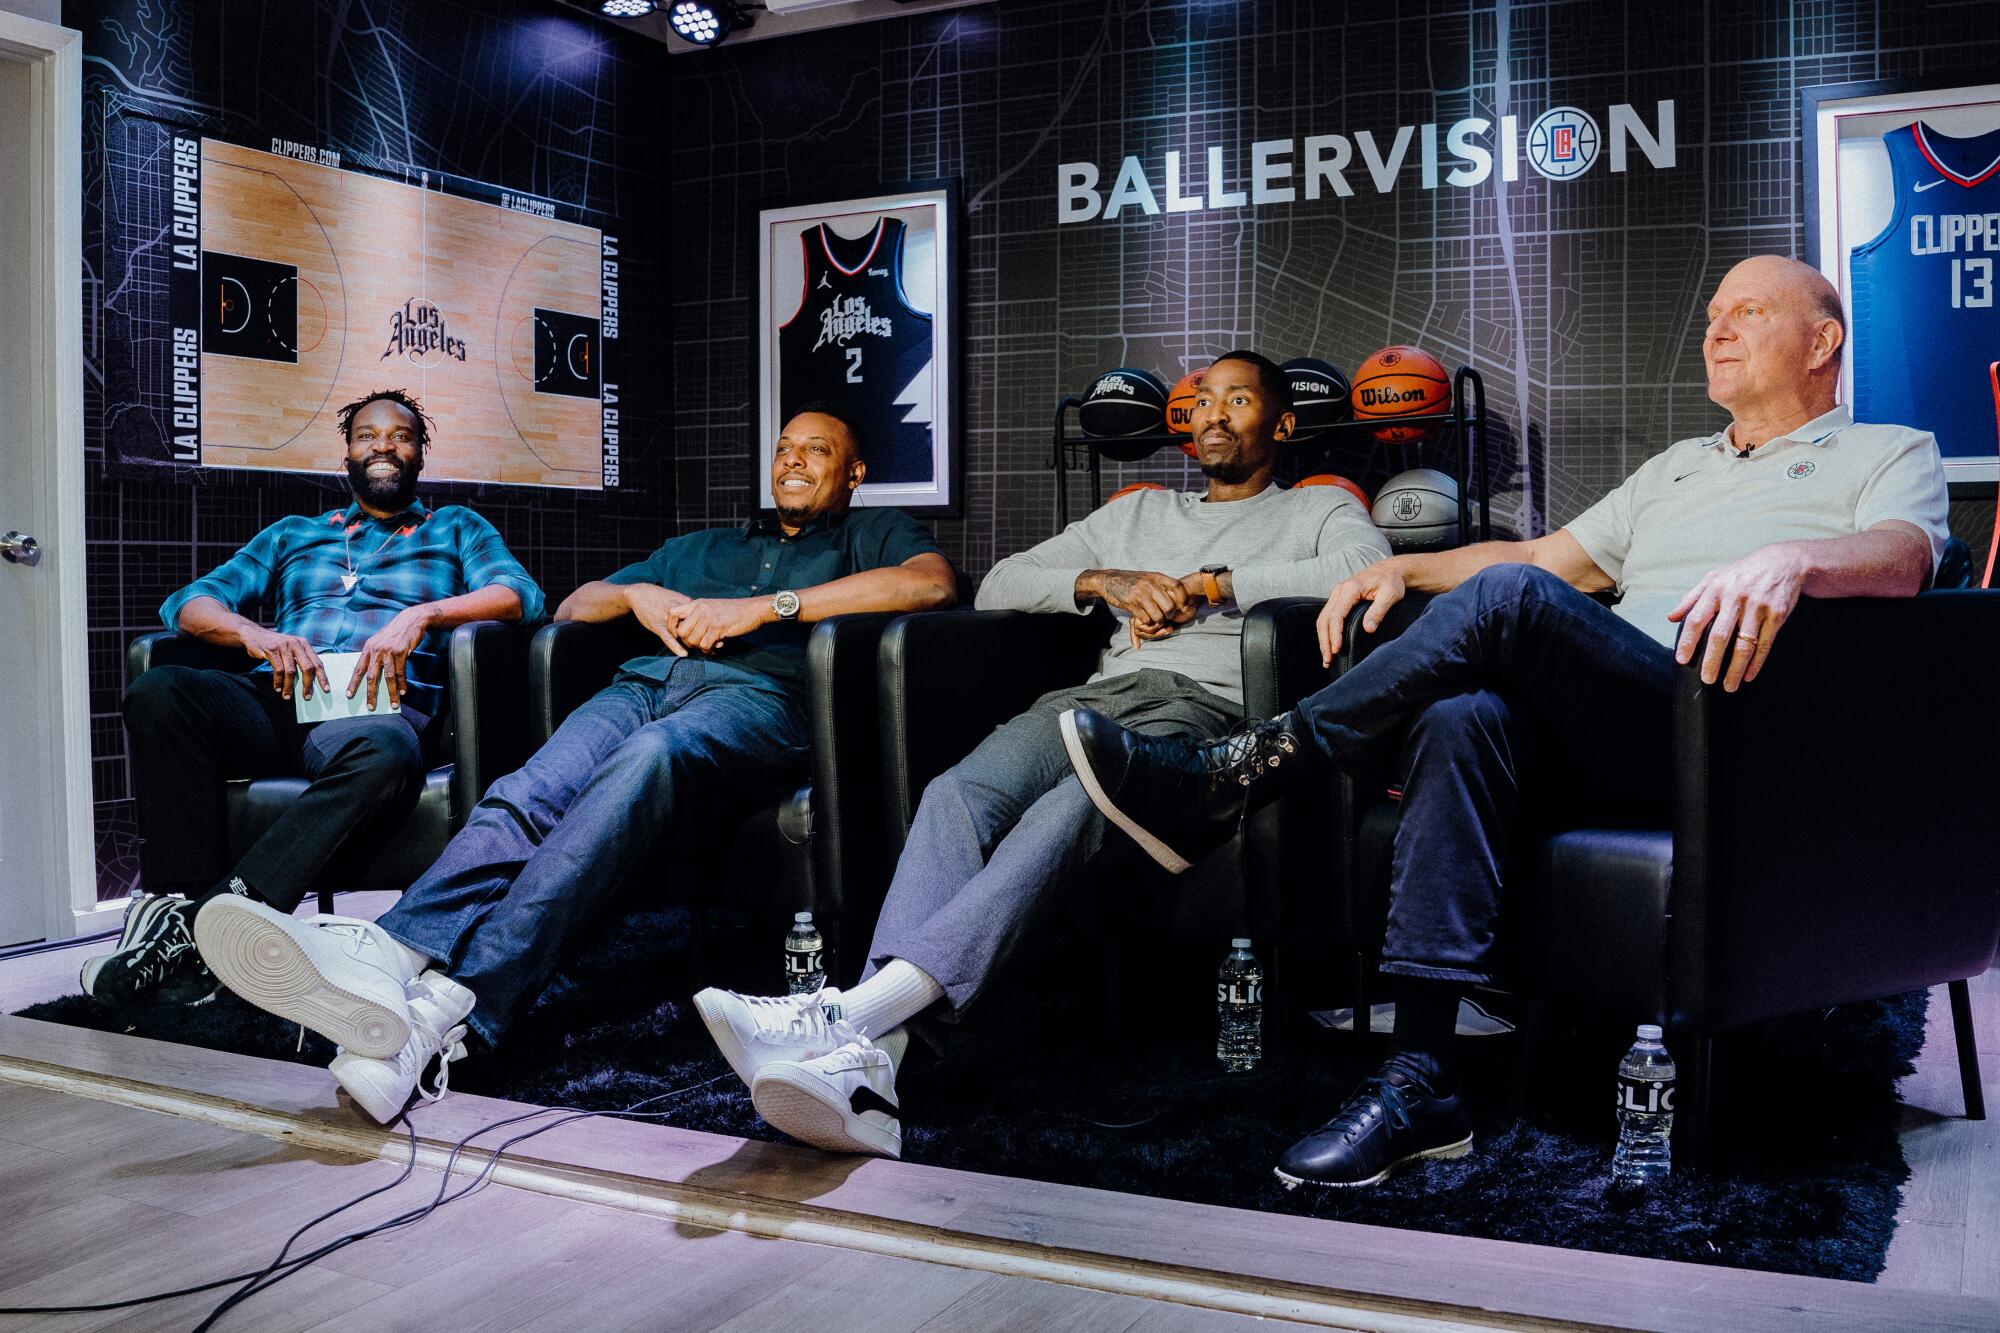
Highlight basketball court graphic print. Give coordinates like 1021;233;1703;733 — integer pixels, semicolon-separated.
189;139;607;489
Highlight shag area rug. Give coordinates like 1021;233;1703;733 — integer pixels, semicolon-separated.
20;903;1921;1281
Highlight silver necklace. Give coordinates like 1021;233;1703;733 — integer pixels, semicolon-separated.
340;520;403;594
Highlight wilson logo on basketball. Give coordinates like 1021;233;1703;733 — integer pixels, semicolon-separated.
1169;405;1196;427
381;299;467;363
1787;460;1816;479
1358;385;1433;408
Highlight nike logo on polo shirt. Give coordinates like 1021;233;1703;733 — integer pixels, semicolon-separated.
1673;469;1701;482
1914;179;1947;192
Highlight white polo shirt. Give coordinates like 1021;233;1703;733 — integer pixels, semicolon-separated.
1564;406;1949;647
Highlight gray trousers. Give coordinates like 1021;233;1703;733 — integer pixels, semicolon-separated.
864;668;1239;1019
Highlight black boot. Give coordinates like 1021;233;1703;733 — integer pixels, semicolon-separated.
1058;708;1313;873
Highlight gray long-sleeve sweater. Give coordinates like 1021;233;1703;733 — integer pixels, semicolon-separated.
973;483;1392;704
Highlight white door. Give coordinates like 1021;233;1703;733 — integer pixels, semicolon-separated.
0;12;92;947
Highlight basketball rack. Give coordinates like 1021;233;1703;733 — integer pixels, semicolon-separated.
1049;368;1491;545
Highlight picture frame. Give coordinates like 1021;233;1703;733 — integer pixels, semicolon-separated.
756;179;961;517
1801;79;2000;489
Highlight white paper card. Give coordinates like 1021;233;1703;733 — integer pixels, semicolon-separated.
293;651;400;724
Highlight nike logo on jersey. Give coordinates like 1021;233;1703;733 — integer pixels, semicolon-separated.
849;1085;900;1118
1914;179;1948;192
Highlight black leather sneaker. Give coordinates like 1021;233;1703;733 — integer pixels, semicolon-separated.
1059;707;1310;873
1273;1060;1473;1189
79;896;217;1007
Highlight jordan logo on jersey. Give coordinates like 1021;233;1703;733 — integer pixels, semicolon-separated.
813;295;894;353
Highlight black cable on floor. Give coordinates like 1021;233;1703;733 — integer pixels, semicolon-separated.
0;1073;728;1328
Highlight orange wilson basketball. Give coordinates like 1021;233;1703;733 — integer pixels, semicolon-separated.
1106;481;1168;504
1350;345;1451;442
1295;473;1370;509
1165;369;1204;455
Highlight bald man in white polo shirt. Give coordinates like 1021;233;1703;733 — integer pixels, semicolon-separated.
1057;254;1949;1191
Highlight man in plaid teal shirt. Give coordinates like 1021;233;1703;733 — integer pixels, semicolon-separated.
88;389;543;1008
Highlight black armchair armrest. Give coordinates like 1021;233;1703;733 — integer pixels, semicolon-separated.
1670;591;2000;1031
803;612;901;953
878;606;1110;857
446;620;538;821
528;618;665;745
126;631;257;683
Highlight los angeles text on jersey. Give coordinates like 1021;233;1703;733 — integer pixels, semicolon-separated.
1057;101;1676;224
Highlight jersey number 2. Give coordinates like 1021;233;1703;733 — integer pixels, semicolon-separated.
845;348;864;383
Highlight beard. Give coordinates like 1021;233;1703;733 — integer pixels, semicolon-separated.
1195;434;1260;485
345;455;422;512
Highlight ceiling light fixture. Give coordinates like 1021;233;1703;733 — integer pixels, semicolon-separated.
667;0;751;46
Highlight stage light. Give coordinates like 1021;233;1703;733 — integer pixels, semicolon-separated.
667;0;749;46
599;0;656;14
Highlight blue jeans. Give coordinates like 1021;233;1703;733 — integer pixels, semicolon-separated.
1293;564;1676;983
377;664;809;1046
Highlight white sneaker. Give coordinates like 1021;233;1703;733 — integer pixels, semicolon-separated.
751;1037;902;1158
194;896;414;1058
692;986;853;1089
330;970;477;1125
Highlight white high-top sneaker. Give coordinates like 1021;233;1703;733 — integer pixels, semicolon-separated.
750;1037;902;1159
195;897;421;1058
331;970;477;1125
692;986;853;1090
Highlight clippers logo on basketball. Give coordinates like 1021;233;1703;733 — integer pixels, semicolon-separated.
1616;1074;1676;1115
1393;492;1426;521
778;216;936;485
1787;460;1816;480
381;299;467;363
1850;122;2000;459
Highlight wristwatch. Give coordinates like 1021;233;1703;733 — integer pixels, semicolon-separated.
1199;564;1231;606
771;589;802;621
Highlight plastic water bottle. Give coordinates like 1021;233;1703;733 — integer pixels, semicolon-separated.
784;912;825;995
1611;1023;1676;1185
1216;938;1263;1072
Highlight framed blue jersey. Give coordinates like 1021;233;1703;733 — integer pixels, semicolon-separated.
1849;121;2000;470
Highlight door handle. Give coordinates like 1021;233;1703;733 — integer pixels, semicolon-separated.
1;532;40;566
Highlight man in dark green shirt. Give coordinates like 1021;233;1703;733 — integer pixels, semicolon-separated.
197;405;956;1122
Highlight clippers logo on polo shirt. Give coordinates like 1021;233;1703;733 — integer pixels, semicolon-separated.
1787;460;1817;480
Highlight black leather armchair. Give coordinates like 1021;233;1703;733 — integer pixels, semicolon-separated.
1243;590;2000;1151
126;621;536;913
528;613;895;982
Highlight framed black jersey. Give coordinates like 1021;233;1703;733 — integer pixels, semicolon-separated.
758;181;961;516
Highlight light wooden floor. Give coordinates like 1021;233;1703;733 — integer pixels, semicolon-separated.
0;1080;1305;1333
1;900;1996;1331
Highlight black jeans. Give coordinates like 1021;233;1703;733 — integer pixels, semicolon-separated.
1293;564;1677;983
122;666;427;912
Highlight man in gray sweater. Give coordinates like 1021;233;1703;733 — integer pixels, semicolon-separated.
696;350;1391;1157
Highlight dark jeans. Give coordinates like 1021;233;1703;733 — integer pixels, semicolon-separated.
1293;564;1676;983
375;664;810;1047
122;667;426;913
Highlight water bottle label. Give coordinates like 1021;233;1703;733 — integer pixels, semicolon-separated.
785;947;823;977
1615;1074;1676;1114
1217;979;1263;1006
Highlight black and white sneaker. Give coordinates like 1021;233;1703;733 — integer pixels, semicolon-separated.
750;1037;903;1158
79;896;217;1007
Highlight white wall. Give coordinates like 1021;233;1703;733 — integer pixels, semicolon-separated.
0;0;59;25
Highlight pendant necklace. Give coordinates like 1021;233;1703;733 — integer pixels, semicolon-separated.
340;521;403;594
